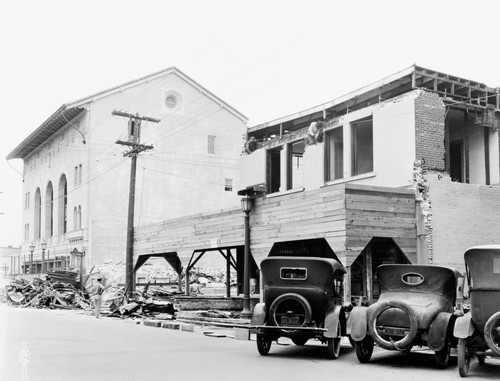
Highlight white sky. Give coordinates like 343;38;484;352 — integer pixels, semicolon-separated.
1;0;499;247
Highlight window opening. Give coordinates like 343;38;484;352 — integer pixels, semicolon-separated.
34;188;41;240
78;206;82;229
351;118;373;176
46;182;54;237
58;175;68;234
267;147;282;193
326;127;344;181
208;135;216;154
287;140;305;190
224;178;233;192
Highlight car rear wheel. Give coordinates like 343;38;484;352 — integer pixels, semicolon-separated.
326;321;342;359
458;338;470;377
484;311;500;356
435;344;450;369
368;300;418;351
355;336;374;363
256;334;272;356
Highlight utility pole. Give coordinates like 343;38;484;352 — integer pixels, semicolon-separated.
113;110;160;297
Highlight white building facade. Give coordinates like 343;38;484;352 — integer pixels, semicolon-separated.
7;67;247;272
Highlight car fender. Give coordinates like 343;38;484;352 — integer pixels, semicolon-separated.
453;312;474;339
251;302;266;326
324;305;343;338
347;306;368;341
428;312;455;351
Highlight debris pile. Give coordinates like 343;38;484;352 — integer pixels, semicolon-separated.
6;277;90;309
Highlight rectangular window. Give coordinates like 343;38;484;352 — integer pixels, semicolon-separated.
224;178;233;192
351;118;373;176
267;147;282;193
78;164;83;186
74;166;78;187
280;267;307;280
208;135;216;154
326;127;344;181
287;141;305;190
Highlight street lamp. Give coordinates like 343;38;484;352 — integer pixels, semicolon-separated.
240;195;253;319
41;240;47;274
28;242;35;274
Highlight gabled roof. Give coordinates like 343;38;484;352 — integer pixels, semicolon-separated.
7;67;248;160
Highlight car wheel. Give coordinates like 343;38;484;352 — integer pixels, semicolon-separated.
458;338;470;377
269;293;313;329
435;344;450;369
355;336;374;363
368;300;418;351
326;321;341;359
256;334;272;356
484;311;500;356
292;336;308;346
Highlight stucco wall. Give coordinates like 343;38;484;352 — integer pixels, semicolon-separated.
21;70;247;267
428;173;500;273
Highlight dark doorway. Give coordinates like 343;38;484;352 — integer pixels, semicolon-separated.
450;140;464;182
267;148;282;193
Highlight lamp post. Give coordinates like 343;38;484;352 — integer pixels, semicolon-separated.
41;240;47;274
240;195;253;319
28;242;35;275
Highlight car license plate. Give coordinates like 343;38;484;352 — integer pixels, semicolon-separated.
383;327;407;337
281;316;300;325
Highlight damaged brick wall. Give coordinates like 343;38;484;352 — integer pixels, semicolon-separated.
415;91;446;170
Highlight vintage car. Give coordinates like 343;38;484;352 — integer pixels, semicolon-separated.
453;245;500;377
250;256;349;359
348;264;463;368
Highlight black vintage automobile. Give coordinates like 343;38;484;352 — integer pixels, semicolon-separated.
348;264;463;368
453;245;500;377
250;256;349;359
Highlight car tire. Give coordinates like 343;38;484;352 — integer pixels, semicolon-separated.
435;344;450;369
269;293;313;328
484;311;500;356
256;334;272;356
368;300;418;351
458;338;470;377
355;336;374;363
326;321;341;359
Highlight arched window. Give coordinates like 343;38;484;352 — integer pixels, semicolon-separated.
78;205;82;229
46;182;54;237
73;207;78;230
34;188;41;239
58;175;68;234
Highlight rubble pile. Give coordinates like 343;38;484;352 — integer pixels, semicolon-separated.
6;277;90;309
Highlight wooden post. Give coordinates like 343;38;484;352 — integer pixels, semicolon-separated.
226;249;231;298
366;245;373;304
184;270;190;296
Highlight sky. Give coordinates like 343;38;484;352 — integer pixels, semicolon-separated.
1;0;500;247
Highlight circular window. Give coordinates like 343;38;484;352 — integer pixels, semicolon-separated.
165;94;178;109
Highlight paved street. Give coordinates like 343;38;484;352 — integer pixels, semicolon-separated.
1;304;499;381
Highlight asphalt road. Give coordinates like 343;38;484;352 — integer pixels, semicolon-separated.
1;304;499;381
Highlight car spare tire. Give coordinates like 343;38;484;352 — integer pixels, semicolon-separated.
484;311;500;356
269;293;313;328
368;300;418;351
